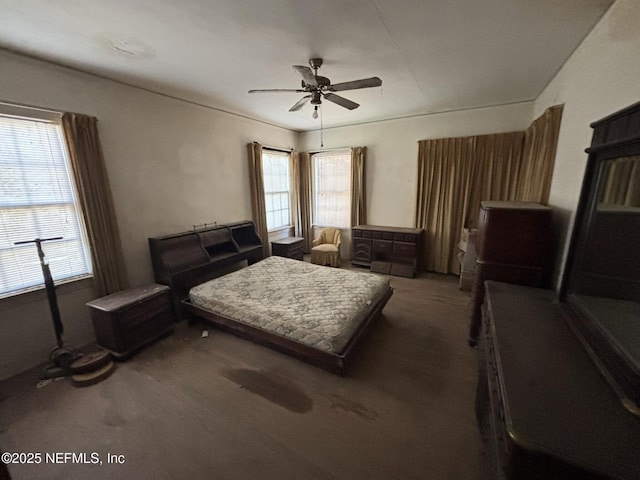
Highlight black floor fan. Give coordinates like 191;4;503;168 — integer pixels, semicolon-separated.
14;237;83;379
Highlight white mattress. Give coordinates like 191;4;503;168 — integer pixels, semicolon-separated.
189;256;390;354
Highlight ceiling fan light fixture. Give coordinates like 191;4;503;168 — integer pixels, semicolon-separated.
249;58;382;119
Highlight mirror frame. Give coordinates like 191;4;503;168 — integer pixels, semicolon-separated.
561;100;640;415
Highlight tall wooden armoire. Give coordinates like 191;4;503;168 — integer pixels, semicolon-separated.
468;201;553;345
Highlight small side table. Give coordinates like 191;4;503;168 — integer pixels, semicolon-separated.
86;284;175;359
271;236;304;260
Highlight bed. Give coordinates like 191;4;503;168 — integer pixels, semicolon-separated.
149;223;393;374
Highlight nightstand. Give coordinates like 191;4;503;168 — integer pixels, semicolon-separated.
86;284;175;359
271;236;304;260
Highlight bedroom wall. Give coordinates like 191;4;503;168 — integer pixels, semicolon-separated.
0;49;297;380
533;0;640;286
298;103;534;255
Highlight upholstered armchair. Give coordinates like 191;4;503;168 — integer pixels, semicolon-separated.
310;227;342;267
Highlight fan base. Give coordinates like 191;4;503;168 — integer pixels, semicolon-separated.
309;58;323;69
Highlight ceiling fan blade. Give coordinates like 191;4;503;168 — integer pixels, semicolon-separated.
323;93;359;110
289;95;312;112
329;77;382;92
248;89;305;93
292;65;318;87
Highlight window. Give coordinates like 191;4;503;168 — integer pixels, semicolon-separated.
0;110;92;297
262;150;292;231
312;151;351;228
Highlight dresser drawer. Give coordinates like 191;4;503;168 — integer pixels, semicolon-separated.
393;241;416;256
393;232;418;243
390;261;416;278
371;260;391;274
372;240;393;255
352;238;372;265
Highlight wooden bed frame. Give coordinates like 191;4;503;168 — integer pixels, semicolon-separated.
182;286;393;375
148;221;393;375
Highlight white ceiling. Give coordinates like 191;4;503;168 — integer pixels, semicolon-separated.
0;0;613;132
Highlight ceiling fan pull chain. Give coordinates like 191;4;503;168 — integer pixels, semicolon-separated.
320;106;324;148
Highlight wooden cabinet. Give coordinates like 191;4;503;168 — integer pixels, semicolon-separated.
86;284;175;358
477;281;640;479
352;225;424;278
469;201;552;345
271;236;304;260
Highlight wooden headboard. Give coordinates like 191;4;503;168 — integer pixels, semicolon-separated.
148;221;263;320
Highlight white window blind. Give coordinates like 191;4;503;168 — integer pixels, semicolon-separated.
262;150;292;231
0;114;92;297
313;152;351;228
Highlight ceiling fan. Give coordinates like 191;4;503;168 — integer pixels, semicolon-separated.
248;58;382;118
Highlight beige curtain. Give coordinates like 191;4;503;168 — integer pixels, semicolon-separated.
350;147;367;227
465;132;525;228
61;113;128;297
292;151;313;253
414;105;563;274
517;105;564;203
291;151;300;240
414;136;477;273
247;142;269;254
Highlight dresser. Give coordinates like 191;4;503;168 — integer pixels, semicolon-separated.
271;236;304;260
86;284;175;358
477;281;640;479
469;201;552;345
351;225;424;278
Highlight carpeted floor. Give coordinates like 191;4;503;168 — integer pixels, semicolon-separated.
0;268;487;480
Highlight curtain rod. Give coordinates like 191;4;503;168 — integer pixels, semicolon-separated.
0;100;64;122
256;142;293;154
308;146;352;154
0;99;63;115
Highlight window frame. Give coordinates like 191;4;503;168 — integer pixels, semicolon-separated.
311;150;352;229
261;149;293;233
0;104;93;299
